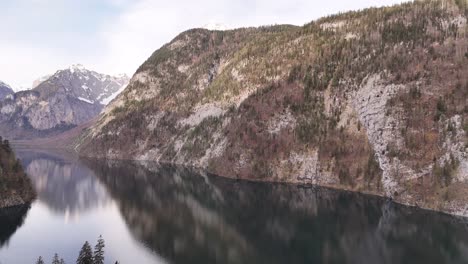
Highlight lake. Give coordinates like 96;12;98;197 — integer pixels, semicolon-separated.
1;148;468;264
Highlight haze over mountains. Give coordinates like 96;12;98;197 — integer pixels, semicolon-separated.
0;65;129;139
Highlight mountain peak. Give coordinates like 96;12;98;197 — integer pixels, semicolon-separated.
31;65;129;106
0;80;14;100
0;80;12;90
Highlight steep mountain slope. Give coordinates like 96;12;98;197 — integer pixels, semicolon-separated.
0;65;129;139
0;81;14;101
79;0;468;215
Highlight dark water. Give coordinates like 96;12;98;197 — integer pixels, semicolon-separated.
1;149;468;264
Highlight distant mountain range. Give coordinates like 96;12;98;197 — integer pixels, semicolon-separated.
0;65;129;139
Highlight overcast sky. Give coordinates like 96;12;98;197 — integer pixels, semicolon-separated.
0;0;409;89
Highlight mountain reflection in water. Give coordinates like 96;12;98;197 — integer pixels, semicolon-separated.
84;159;468;264
17;150;110;217
0;149;468;264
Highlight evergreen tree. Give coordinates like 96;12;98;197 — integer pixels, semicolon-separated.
36;256;45;264
93;235;105;264
60;259;66;264
76;241;93;264
52;253;60;264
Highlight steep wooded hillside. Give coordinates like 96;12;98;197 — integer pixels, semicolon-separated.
79;0;468;215
0;138;35;208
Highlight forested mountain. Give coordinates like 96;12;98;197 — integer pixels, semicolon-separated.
78;0;468;215
0;138;35;208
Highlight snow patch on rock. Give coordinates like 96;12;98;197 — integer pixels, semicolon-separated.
78;97;93;104
101;83;128;105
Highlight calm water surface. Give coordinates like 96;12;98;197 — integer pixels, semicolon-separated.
1;148;468;264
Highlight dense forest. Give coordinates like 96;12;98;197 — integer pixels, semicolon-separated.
0;137;35;208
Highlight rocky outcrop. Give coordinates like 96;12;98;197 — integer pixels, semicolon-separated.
79;0;468;216
0;65;129;139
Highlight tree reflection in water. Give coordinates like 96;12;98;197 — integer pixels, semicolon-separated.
85;159;468;264
0;205;30;247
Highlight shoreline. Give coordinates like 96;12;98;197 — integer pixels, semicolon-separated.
11;144;468;219
81;155;468;219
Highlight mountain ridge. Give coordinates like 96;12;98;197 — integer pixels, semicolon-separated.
78;0;468;215
0;65;129;139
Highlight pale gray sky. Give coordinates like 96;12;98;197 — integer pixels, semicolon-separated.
0;0;410;89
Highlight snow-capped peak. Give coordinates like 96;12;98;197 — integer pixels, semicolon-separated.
203;22;229;31
0;80;12;90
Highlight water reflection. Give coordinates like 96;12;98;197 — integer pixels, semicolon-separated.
2;148;468;264
15;150;110;216
84;159;468;264
1;149;161;264
0;205;30;247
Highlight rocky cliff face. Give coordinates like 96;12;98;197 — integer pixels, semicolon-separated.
0;81;14;101
0;65;129;139
79;0;468;215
